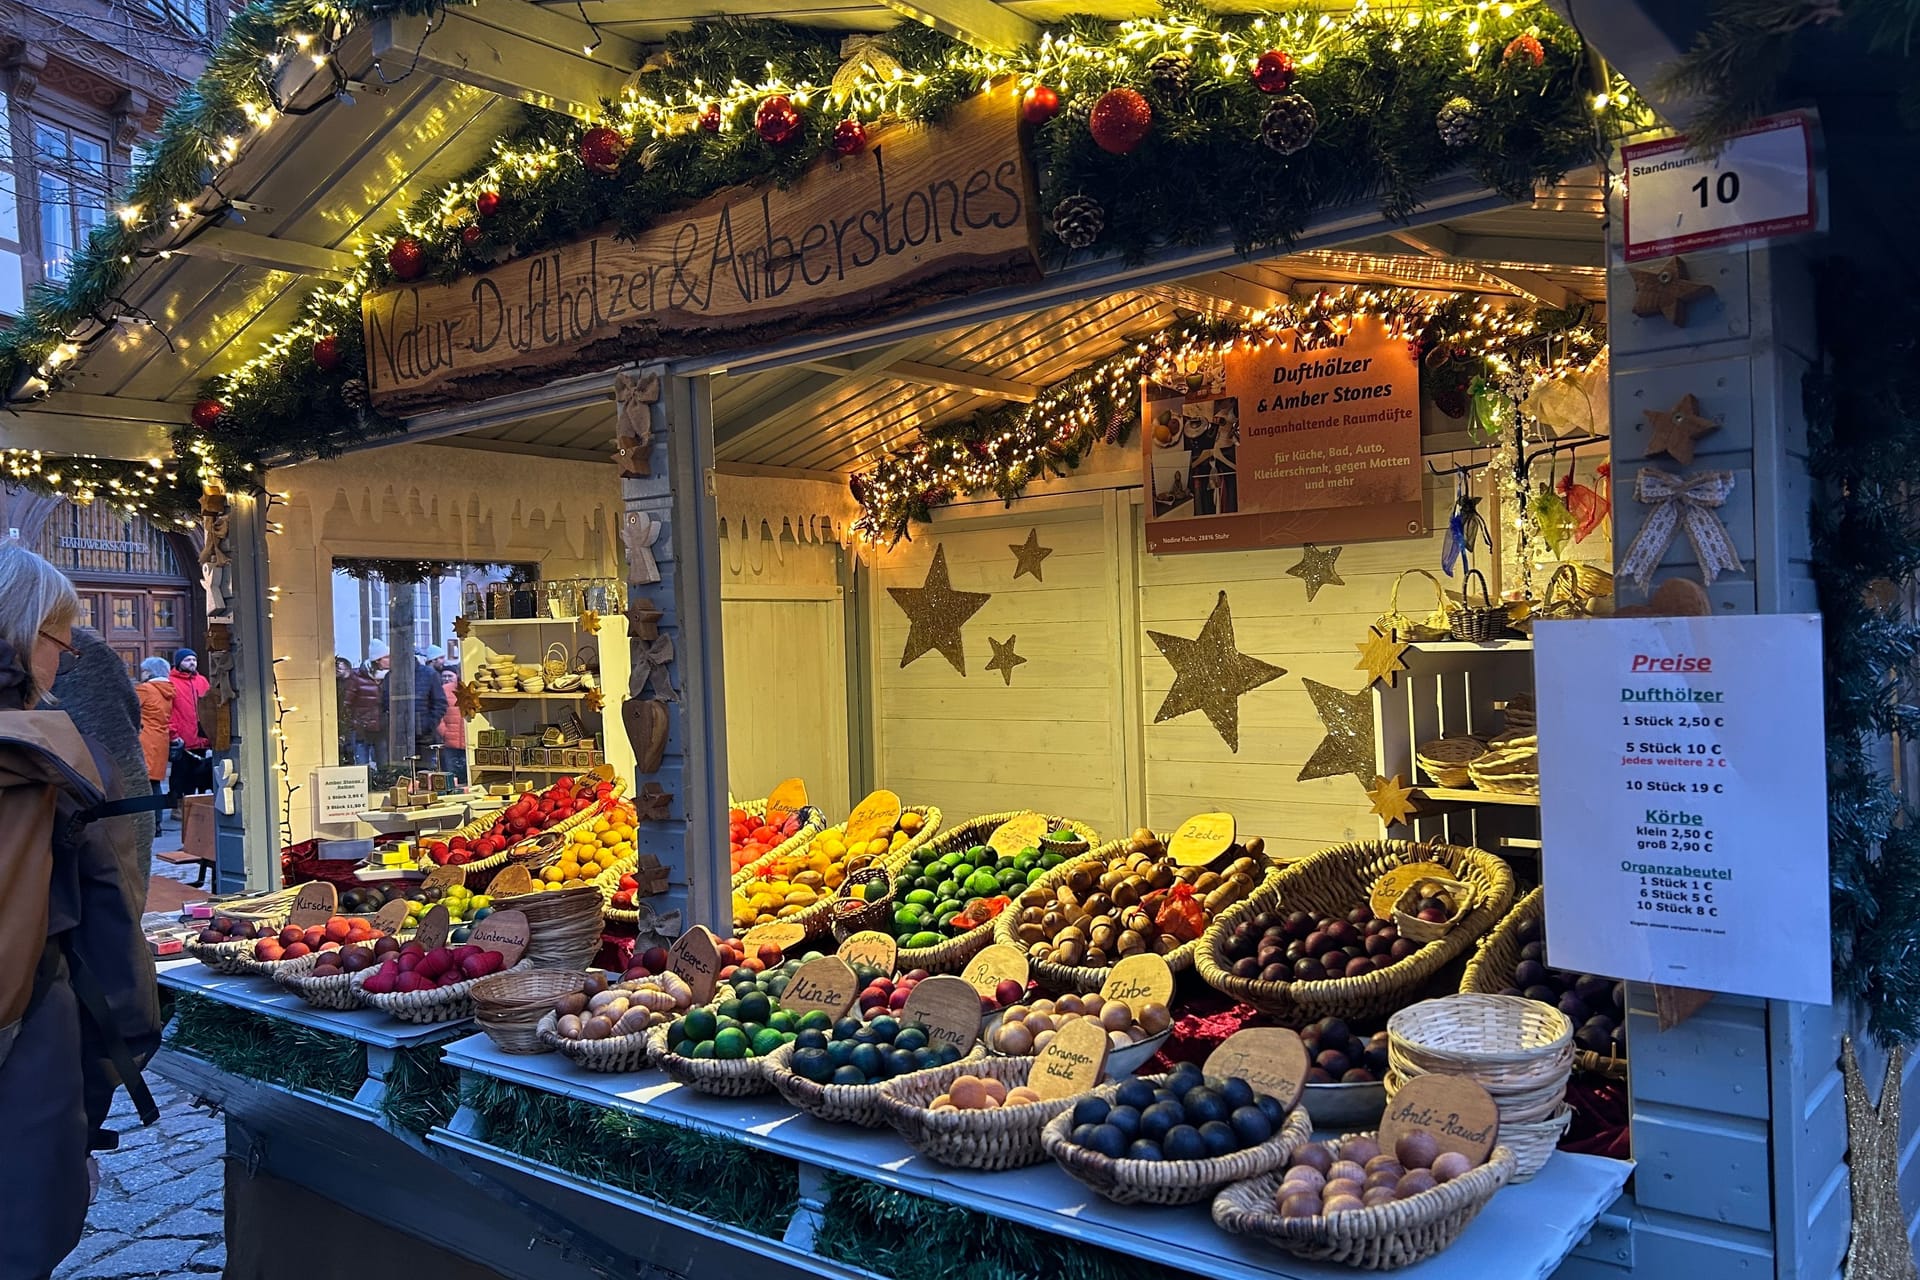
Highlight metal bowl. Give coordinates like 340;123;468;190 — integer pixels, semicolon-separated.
979;1005;1172;1079
1303;1079;1387;1131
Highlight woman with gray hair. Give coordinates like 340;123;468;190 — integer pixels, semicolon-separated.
133;655;175;807
0;543;161;1279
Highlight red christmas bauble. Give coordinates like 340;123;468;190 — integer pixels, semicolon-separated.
1502;33;1545;68
387;236;426;281
830;119;868;156
1251;50;1297;94
698;103;722;133
475;190;501;219
1020;84;1060;126
755;95;803;145
462;224;483;249
579;125;626;173
190;399;224;431
312;335;341;372
1088;88;1152;156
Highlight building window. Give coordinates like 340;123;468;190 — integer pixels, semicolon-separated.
76;597;94;630
153;598;176;630
32;119;106;282
112;597;137;630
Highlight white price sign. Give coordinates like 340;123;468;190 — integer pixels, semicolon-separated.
1534;615;1830;1004
313;765;370;826
1622;112;1820;262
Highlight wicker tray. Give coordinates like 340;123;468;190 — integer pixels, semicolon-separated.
761;1040;988;1128
1461;888;1624;1080
645;1025;777;1097
460;775;628;887
356;959;536;1025
1212;1140;1518;1269
1040;1077;1313;1206
727;801;830;890
875;1057;1081;1171
1414;736;1485;789
1194;840;1514;1021
895;813;1102;975
536;1009;655;1072
271;951;372;1011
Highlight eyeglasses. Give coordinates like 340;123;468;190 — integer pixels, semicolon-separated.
39;630;78;671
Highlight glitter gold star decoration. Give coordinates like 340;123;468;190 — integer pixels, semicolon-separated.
579;609;602;635
1629;255;1716;326
1009;528;1053;581
1147;590;1286;753
1367;774;1419;827
1643;393;1720;466
1286;543;1345;602
889;543;992;675
985;635;1027;686
1299;679;1376;785
452;614;472;640
454;681;480;719
1842;1035;1919;1280
1355;626;1411;688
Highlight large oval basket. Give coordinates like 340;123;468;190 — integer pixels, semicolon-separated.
894;812;1102;975
735;806;943;940
1460;887;1625;1080
728;801;830;890
875;1057;1081;1171
761;1040;988;1128
1195;839;1514;1022
357;959;536;1024
645;1025;777;1097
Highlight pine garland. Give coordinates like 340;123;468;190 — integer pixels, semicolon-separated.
378;1041;462;1136
167;992;367;1097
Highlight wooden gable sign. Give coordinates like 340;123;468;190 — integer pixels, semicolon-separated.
362;90;1040;411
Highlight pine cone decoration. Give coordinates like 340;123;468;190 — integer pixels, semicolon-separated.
1051;194;1105;250
1148;51;1192;97
1436;96;1480;148
341;378;369;409
1259;94;1318;155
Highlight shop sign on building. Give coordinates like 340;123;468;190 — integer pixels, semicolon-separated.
1534;614;1831;1004
1142;315;1421;554
1622;111;1821;262
362;92;1040;411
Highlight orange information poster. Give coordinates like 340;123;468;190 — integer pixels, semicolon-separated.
1142;316;1421;554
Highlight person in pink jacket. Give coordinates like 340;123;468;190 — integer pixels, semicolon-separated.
166;648;211;808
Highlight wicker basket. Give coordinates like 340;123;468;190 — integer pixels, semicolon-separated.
994;836;1277;994
1212;1140;1518;1269
645;1025;777;1096
357;959;536;1024
271;951;371;1011
1448;568;1508;643
761;1040;988;1128
1040;1078;1313;1206
1414;736;1485;789
536;1009;656;1071
829;866;895;943
210;887;299;924
460;776;629;888
472;969;595;1056
1461;888;1624;1080
739;805;942;939
1195;840;1514;1021
1377;569;1452;642
875;1057;1081;1171
493;884;606;970
1500;693;1536;734
1387;994;1573;1118
1467;737;1537;796
182;936;266;976
728;802;830;890
1495;1105;1574;1181
896;813;1102;975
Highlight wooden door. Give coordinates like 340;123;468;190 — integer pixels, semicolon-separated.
722;584;852;813
104;590;147;676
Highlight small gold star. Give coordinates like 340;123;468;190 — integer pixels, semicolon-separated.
1643;393;1720;466
1009;528;1054;581
1367;774;1419;826
985;635;1027;685
1147;591;1286;753
1355;626;1411;688
453;615;472;640
1629;256;1716;326
1286;543;1345;602
1298;680;1375;785
579;609;602;635
889;544;992;675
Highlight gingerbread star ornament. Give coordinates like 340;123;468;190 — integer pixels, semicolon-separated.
1644;394;1720;466
1629;256;1716;326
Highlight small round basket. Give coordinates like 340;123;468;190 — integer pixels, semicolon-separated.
1387;994;1573;1128
271;952;371;1011
358;958;536;1025
829;866;895;943
1211;1139;1517;1269
536;1009;655;1072
1195;839;1513;1022
761;1041;987;1128
472;969;595;1056
1041;1078;1313;1206
645;1025;777;1097
895;813;1102;975
1461;888;1625;1080
875;1057;1081;1171
1447;569;1509;643
1414;736;1485;789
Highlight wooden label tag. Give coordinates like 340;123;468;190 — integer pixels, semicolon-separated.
669;926;721;1004
1030;1015;1109;1100
1368;862;1458;920
901;975;984;1055
1167;812;1236;867
1100;953;1175;1017
838;930;897;975
960;943;1029;998
843;789;902;847
986;811;1049;859
766;778;808;827
1204;1028;1310;1112
371;900;411;936
421;865;467;893
1379;1074;1501;1167
743;920;807;954
287;882;338;928
779;955;858;1020
467;909;531;966
413;904;452;951
487;864;537;898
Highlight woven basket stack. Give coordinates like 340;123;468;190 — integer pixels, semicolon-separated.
494;885;605;970
1467;735;1538;795
1386;994;1573;1180
473;969;595;1055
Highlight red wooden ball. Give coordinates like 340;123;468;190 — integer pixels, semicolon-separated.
475;190;501;219
755;94;803;145
699;103;722;133
1088;88;1152;156
830;118;868;156
578;125;626;174
461;224;483;249
1251;50;1296;93
1020;84;1060;126
312;334;341;372
386;236;426;281
190;399;224;430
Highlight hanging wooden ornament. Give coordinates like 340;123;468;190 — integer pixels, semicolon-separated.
1630;256;1716;326
1355;625;1411;688
1644;393;1720;466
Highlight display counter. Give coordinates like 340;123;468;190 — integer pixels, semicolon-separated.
154;964;1631;1280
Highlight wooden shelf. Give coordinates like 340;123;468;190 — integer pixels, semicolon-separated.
473;764;579;774
1413;786;1540;808
1407;639;1534;653
466;616;578;628
475;691;590;701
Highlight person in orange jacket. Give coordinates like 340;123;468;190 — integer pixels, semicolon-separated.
133;658;174;825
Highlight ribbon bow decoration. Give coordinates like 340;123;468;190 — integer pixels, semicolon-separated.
630;632;679;703
1620;468;1743;590
833;35;905;97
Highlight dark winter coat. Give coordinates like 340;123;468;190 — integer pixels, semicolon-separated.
53;628;155;895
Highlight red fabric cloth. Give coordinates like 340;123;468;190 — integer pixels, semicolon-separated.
168;670;209;748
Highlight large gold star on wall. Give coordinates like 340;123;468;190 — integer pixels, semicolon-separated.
1147;590;1286;753
889;544;992;675
1298;679;1376;785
